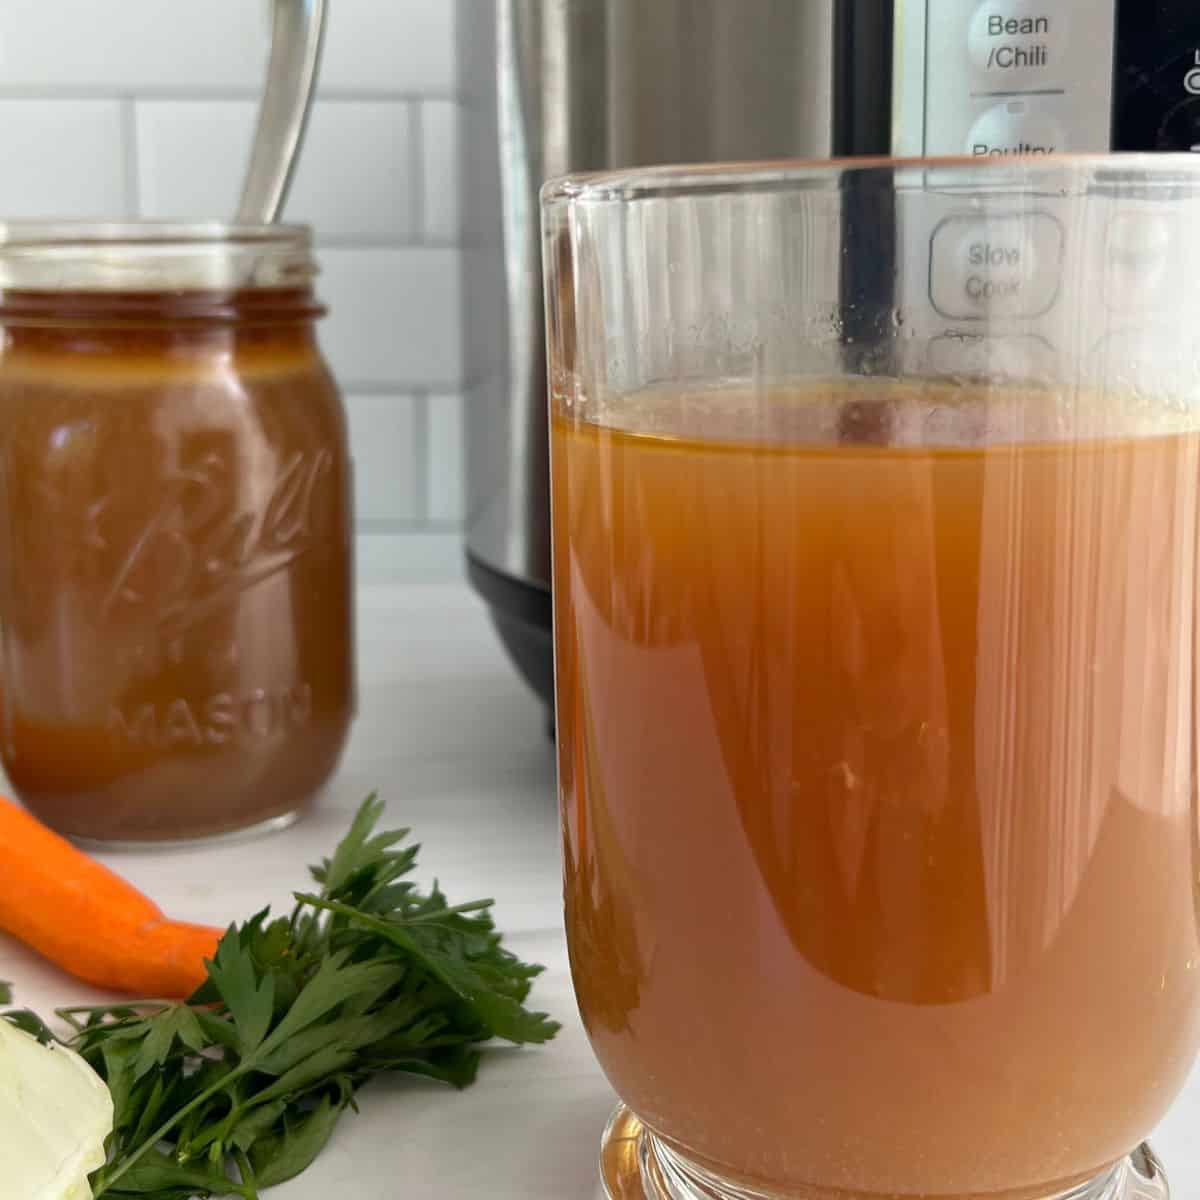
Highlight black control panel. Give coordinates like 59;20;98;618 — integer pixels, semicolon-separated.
1114;0;1200;150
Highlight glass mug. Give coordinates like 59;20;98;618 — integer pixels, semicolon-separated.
0;224;354;844
544;157;1200;1200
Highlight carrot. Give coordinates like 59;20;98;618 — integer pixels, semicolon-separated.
0;797;222;997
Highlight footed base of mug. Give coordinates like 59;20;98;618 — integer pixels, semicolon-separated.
599;1104;1169;1200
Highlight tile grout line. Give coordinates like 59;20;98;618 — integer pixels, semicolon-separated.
408;99;425;240
412;390;431;525
0;86;465;103
342;380;465;397
120;96;141;216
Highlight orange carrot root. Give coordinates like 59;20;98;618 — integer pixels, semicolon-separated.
0;797;222;997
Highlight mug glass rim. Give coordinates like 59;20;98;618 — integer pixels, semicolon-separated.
541;151;1200;207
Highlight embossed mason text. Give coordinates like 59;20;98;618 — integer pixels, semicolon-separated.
107;683;315;749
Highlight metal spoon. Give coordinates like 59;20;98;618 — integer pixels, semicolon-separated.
237;0;329;225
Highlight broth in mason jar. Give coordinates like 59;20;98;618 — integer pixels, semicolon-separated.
0;265;354;842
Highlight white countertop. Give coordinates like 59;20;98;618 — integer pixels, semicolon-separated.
2;579;1198;1198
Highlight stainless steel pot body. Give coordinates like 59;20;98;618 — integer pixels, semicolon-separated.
459;0;852;705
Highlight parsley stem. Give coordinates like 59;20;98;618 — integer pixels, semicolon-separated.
235;1149;260;1200
294;892;496;923
397;899;497;922
94;1059;257;1197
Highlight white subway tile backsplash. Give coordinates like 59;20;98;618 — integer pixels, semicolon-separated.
318;248;461;388
290;102;413;236
137;99;412;236
427;394;465;523
0;100;127;216
135;100;251;217
421;100;460;242
321;0;456;94
0;1;267;91
346;394;420;522
0;0;455;96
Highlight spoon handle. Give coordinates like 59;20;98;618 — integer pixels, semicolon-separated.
238;0;328;225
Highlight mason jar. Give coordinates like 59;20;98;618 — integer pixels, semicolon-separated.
0;223;355;843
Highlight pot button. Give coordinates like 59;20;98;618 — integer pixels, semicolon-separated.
1104;211;1176;313
968;3;1066;90
967;101;1064;157
929;212;1063;320
927;332;1056;381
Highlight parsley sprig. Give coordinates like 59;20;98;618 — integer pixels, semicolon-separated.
5;795;559;1198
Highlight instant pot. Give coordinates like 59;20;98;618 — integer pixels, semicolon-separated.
459;0;1200;715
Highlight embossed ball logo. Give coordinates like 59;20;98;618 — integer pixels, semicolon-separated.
92;448;335;635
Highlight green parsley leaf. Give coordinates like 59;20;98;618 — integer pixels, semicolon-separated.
97;1149;246;1199
131;1005;206;1080
1;1006;58;1045
248;1096;343;1188
206;929;276;1056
